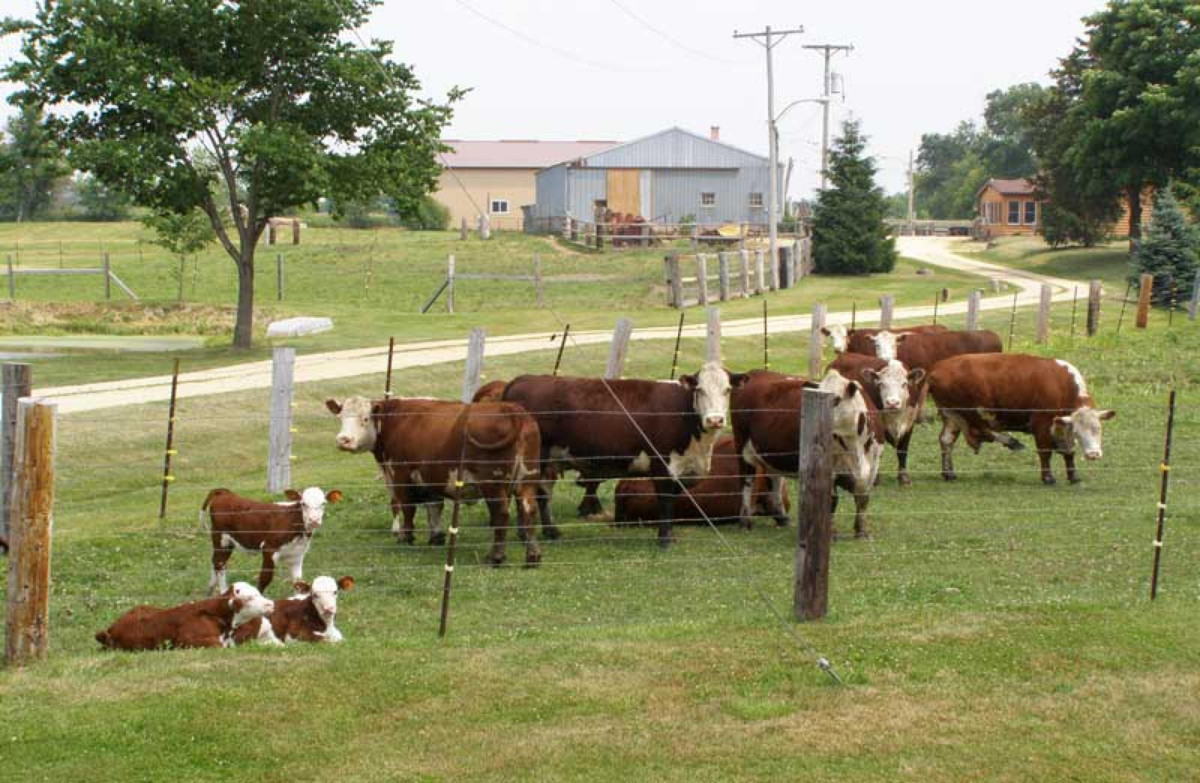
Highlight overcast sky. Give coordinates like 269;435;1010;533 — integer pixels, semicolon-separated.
0;0;1104;198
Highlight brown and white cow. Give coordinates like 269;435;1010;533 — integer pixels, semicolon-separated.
827;353;927;485
613;435;791;526
202;487;343;595
928;354;1115;485
326;395;543;566
870;328;1002;372
733;370;885;538
822;323;947;355
501;361;749;547
235;575;355;645
95;582;275;651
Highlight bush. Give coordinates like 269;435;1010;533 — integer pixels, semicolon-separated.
812;120;896;275
1041;203;1109;248
1129;187;1198;306
397;195;450;230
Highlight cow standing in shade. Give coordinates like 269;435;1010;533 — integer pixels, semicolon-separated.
501;361;748;547
928;354;1115;485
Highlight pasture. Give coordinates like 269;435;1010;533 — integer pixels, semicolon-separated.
2;290;1198;780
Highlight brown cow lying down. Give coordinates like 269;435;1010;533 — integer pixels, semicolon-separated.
928;353;1115;485
96;582;274;651
235;575;355;645
202;487;343;595
822;323;947;355
870;328;1002;372
826;353;926;485
614;436;790;526
327;395;543;566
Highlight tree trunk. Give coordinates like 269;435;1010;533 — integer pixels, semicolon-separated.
1127;185;1142;253
233;247;255;349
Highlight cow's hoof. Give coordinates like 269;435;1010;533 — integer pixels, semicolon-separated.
773;515;790;528
576;500;604;517
656;536;675;549
1042;475;1057;486
523;551;542;568
542;525;562;541
740;518;754;531
485;552;506;567
898;473;912;487
942;472;958;482
1068;475;1082;485
854;531;871;540
428;532;447;547
398;533;415;546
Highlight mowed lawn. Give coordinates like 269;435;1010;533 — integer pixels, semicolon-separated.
0;220;991;386
1;303;1198;781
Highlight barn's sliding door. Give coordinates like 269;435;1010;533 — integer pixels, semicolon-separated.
606;169;641;216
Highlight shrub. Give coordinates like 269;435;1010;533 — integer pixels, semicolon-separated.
1129;187;1198;306
397;195;450;230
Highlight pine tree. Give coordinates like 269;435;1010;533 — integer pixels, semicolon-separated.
1130;187;1198;306
812;120;897;275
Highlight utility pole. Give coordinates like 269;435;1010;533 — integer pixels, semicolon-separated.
906;149;916;232
803;43;854;191
735;25;804;278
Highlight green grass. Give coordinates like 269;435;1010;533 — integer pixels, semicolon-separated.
962;235;1133;289
0;221;990;386
2;301;1198;780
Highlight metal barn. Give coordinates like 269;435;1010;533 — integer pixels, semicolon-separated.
531;127;782;228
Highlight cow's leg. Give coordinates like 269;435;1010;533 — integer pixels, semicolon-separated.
1032;418;1057;485
1062;451;1080;484
852;481;871;539
576;477;605;518
396;502;417;545
515;482;542;567
939;415;961;481
209;535;232;595
483;491;509;567
536;472;561;540
768;475;790;527
737;444;757;530
896;429;914;486
258;550;276;593
654;479;678;548
425;503;445;546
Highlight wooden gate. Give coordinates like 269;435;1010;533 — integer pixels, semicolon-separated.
606;169;641;216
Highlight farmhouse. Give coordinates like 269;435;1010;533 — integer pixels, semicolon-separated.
975;177;1156;240
434;139;617;231
529;127;784;231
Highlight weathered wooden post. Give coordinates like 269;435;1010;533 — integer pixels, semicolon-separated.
966;290;981;331
879;295;894;329
717;252;731;302
103;252;112;301
706;307;721;363
533;255;544;308
794;388;833;621
1087;280;1102;336
461;327;486;403
266;347;295;494
1189;276;1200;322
446;254;456;314
276;252;284;302
696;254;710;306
1036;283;1052;343
477;214;491;241
808;303;827;378
157;359;180;521
292;218;300;245
606;318;634;379
770;246;781;291
460;216;469;240
1136;273;1153;329
754;249;766;295
738;249;751;297
991;277;1002;293
268;221;277;245
667;253;683;308
5;398;56;666
1;363;33;544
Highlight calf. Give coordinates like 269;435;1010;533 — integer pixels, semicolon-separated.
827;353;926;485
822;323;947;355
96;582;274;651
613;436;791;526
326;395;543;566
871;328;1002;372
928;353;1115;484
235;575;356;645
733;370;884;537
202;487;343;594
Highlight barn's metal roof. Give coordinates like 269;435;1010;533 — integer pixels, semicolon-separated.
440;140;619;169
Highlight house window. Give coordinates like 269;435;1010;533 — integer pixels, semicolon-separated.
1024;200;1037;225
490;198;510;215
749;192;764;208
982;202;1001;224
701;192;716;208
1007;200;1021;225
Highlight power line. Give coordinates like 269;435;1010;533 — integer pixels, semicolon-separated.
606;0;746;65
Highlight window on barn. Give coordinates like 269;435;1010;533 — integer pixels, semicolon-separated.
701;192;716;208
749;192;764;208
1007;200;1021;225
1024;200;1037;225
490;199;510;215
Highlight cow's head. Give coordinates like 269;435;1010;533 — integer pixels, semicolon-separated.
819;370;879;481
870;331;907;362
284;487;343;530
679;362;749;431
292;575;355;634
821;324;849;353
863;361;925;411
326;396;380;453
1054;407;1116;461
227;582;274;628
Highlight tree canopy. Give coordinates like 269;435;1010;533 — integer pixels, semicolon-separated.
4;0;460;347
0;103;68;222
812;120;896;276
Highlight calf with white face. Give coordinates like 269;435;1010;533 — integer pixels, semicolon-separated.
821;324;850;354
238;575;356;645
819;371;885;538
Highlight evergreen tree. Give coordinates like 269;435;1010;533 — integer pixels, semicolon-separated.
1130;187;1198;306
812;120;896;275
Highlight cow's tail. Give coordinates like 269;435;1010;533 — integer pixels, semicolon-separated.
464;413;521;452
199;488;228;528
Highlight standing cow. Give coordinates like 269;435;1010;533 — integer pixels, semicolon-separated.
871;328;1002;371
326;395;544;566
822;323;947;355
501;361;748;547
827;353;926;485
928;354;1114;485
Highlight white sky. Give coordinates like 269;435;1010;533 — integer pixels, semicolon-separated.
0;0;1103;199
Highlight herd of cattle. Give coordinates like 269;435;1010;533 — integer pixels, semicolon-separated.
95;322;1115;651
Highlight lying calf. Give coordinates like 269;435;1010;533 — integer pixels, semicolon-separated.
234;575;356;645
95;582;274;651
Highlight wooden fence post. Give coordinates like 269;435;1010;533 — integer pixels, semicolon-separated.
276;252;284;302
706;307;721;363
268;222;277;245
966;290;981;331
477;215;491;241
6;255;13;300
103;253;111;301
770;246;781;291
157;359;180;521
461;327;486;402
292;218;300;245
738;249;750;297
1189;276;1200;322
696;254;710;306
533;255;544;308
1036;283;1052;343
5;398;56;666
879;295;894;329
606;318;634;379
1087;280;1102;336
1136;273;1153;329
1;363;33;544
667;254;683;308
460;216;469;240
754;249;766;295
446;254;456;314
808;303;827;378
717;252;731;302
266;347;295;494
794;388;833;621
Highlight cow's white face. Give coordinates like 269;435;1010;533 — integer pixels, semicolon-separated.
682;361;735;431
1055;407;1115;460
299;487;329;529
823;324;849;353
864;361;923;411
229;582;274;628
327;396;378;453
870;331;903;361
309;575;340;623
820;371;877;482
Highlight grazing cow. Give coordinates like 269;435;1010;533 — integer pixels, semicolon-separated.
501;361;749;547
613;436;791;526
202;487;343;595
95;582;274;651
326;395;543;566
822;323;947;355
733;370;884;538
928;354;1115;485
235;575;355;645
827;353;927;485
871;328;1002;372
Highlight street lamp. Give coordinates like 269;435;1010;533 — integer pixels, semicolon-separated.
772;97;829;230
